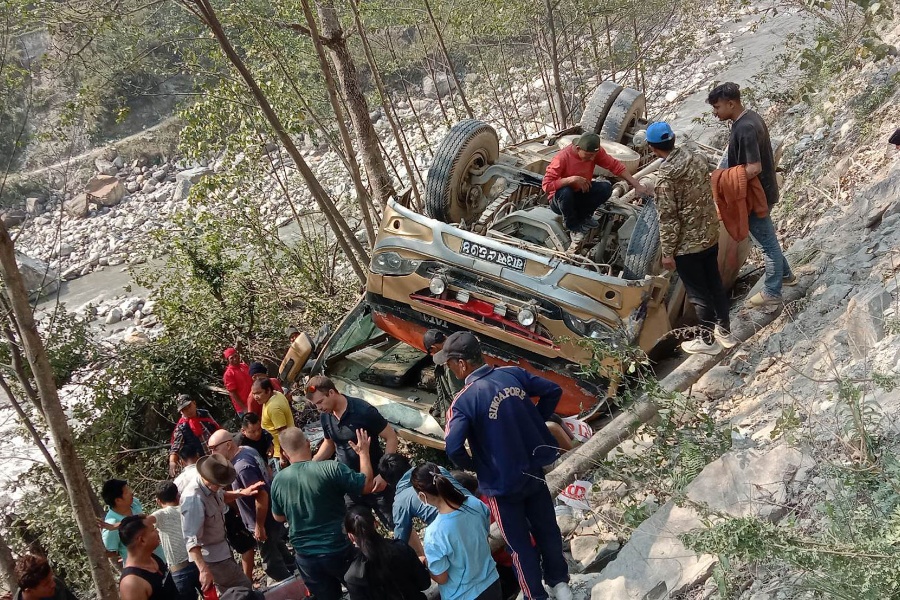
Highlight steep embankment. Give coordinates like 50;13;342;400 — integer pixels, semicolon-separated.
556;15;900;600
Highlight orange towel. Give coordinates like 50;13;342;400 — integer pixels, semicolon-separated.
711;165;769;242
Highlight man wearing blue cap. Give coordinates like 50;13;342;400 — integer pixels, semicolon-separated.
646;122;737;354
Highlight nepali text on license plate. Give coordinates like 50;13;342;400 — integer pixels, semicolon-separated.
460;240;526;272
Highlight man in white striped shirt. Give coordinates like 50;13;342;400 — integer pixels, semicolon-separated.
151;481;200;600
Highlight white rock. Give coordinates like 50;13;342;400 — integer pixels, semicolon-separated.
94;158;118;175
105;308;123;324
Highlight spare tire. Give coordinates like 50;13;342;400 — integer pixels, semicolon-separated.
622;198;660;280
579;81;623;134
425;120;499;224
601;87;646;144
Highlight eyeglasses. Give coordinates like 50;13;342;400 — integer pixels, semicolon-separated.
208;440;231;451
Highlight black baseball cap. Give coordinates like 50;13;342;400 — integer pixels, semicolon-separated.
176;394;193;411
433;331;482;365
423;329;446;352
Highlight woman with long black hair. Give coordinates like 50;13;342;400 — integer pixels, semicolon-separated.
343;505;431;600
412;462;500;600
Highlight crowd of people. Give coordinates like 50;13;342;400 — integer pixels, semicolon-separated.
7;79;812;600
11;332;578;600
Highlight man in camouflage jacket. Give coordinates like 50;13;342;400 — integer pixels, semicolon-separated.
648;122;737;355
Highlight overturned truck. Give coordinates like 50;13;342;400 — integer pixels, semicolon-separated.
281;83;758;448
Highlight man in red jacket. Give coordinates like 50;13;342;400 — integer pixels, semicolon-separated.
223;347;253;415
542;132;650;238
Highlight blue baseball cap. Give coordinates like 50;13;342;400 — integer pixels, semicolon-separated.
646;122;675;145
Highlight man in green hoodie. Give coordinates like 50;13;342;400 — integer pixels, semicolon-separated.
648;121;738;355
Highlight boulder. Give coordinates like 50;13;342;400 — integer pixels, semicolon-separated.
113;156;125;169
54;243;74;258
694;365;743;401
571;536;620;573
85;175;126;207
423;72;457;99
25;197;44;215
123;329;150;344
16;252;60;300
845;285;892;358
105;308;123;325
1;209;27;227
173;166;212;201
589;445;813;599
64;193;90;218
94;158;118;176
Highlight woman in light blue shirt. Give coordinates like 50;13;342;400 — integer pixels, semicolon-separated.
412;463;500;600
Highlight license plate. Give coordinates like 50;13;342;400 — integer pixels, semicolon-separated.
460;240;526;272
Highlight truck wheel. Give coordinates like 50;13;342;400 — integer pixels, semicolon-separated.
425;120;499;224
579;81;623;134
622;198;661;280
601;87;646;144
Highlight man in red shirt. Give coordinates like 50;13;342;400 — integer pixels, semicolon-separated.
542;132;650;237
223;347;253;416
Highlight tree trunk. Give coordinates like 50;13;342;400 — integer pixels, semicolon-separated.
471;35;515;142
0;372;67;487
532;38;558;129
0;224;119;600
178;0;370;282
315;0;396;212
417;25;452;126
299;0;376;245
543;0;567;127
346;0;422;208
0;527;16;595
421;0;474;119
385;35;433;156
605;15;616;83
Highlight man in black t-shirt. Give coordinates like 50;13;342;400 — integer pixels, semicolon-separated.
233;412;274;464
708;82;795;306
307;375;399;528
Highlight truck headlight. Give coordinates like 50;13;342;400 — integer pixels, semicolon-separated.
517;307;536;327
429;277;447;295
371;252;421;275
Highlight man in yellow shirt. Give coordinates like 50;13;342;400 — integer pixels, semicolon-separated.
252;378;295;467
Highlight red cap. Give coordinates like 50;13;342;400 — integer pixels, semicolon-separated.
223;347;237;359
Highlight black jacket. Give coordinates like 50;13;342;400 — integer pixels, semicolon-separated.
344;539;430;600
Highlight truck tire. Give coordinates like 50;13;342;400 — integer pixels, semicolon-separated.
601;87;646;144
579;81;623;134
425;120;499;224
622;198;660;280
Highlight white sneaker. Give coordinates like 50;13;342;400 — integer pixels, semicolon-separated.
552;582;574;600
714;325;739;349
681;338;723;355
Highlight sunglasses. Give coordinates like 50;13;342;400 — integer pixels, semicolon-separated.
208;439;231;451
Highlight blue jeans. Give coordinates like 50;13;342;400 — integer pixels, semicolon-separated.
171;562;200;600
549;181;612;230
294;546;355;600
748;211;792;297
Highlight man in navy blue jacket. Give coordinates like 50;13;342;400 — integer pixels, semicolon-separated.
438;331;572;600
